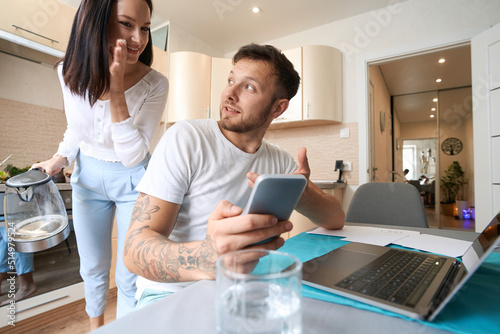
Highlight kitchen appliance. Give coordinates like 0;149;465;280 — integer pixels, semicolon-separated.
4;168;69;252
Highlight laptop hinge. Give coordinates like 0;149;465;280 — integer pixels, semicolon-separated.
427;260;462;315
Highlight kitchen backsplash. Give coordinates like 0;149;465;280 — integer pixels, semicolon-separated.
265;123;358;185
1;98;66;170
1;97;358;185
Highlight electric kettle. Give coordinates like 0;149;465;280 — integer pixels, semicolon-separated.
4;168;69;252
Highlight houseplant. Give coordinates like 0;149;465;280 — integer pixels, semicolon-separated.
440;161;468;216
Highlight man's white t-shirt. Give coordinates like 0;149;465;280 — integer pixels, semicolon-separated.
135;119;297;295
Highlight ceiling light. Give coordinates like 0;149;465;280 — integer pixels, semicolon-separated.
433;98;438;102
430;114;435;118
438;58;446;63
436;78;442;83
252;7;261;14
431;107;436;111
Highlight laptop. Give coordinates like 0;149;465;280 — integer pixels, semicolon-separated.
302;213;500;321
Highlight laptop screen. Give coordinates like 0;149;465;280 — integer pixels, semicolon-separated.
478;213;500;253
461;212;500;273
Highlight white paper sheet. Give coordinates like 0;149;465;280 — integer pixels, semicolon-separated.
307;226;473;257
307;226;419;246
394;234;473;257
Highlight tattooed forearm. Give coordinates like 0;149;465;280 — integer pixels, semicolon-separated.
132;234;218;282
126;194;219;283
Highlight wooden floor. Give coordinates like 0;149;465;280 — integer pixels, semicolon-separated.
3;288;117;333
425;207;476;232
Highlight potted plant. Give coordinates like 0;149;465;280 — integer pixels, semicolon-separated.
440;161;468;216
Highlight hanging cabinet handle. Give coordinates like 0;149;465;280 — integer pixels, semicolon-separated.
12;24;59;44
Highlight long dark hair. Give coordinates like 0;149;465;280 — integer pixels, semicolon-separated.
59;0;154;106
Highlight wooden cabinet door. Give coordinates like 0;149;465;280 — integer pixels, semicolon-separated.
0;0;76;53
151;46;168;122
302;45;342;123
210;57;233;121
274;47;303;124
167;51;211;123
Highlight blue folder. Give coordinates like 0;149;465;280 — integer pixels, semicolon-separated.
279;232;500;334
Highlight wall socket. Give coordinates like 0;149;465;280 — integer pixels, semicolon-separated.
342;162;353;171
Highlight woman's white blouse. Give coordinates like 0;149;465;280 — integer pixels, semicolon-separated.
55;65;168;167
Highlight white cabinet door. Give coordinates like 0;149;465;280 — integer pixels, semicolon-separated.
167;51;211;123
302;45;343;124
471;22;500;231
274;47;303;124
210;57;233;121
0;0;76;53
491;89;500;136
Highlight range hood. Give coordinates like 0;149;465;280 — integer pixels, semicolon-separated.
0;30;64;65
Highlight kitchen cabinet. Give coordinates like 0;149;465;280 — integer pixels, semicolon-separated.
167;45;342;127
302;45;343;123
271;45;343;128
210;57;233;121
167;51;211;123
0;0;76;53
151;46;168;123
274;47;303;123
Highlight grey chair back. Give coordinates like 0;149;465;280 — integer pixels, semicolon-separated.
345;182;429;228
408;180;422;192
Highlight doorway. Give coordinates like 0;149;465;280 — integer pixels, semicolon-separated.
367;44;474;231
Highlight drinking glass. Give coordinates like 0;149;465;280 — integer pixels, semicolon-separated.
216;249;302;334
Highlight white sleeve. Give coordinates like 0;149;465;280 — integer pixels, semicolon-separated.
55;126;80;165
54;66;80;165
111;72;169;167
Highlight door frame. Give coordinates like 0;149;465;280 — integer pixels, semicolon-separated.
356;38;472;186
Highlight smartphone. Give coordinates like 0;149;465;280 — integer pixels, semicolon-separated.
242;174;307;244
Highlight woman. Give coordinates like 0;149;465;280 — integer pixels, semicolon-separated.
32;0;168;330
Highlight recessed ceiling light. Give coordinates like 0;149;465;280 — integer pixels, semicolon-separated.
431;107;436;111
252;7;261;14
436;78;442;83
438;58;446;63
433;98;438;102
430;114;435;118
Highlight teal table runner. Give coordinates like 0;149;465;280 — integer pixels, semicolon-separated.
280;232;500;334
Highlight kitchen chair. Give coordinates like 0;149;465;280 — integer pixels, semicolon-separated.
345;182;429;228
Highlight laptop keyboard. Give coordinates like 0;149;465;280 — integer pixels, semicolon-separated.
335;249;447;307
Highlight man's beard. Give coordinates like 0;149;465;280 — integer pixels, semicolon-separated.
219;101;274;133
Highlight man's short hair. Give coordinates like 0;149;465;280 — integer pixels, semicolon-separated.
233;44;300;101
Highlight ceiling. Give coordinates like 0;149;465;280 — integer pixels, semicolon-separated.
60;0;398;54
377;44;472;124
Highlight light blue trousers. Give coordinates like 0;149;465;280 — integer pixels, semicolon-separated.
71;152;149;318
0;226;34;275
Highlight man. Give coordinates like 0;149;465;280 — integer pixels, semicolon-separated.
123;44;345;306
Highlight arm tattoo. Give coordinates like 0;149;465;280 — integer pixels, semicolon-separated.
126;193;218;282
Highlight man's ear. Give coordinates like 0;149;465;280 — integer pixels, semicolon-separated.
271;99;289;119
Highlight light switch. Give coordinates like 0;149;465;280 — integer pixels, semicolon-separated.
340;128;350;138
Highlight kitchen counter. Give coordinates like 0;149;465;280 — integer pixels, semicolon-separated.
0;182;71;192
313;180;347;189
